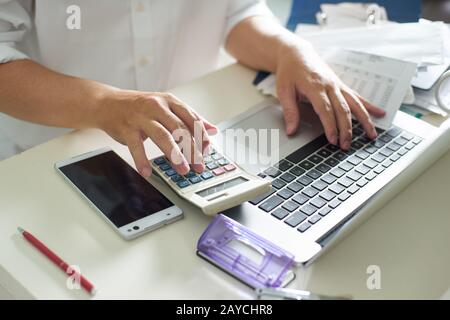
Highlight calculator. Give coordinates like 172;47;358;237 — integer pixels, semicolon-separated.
151;147;271;216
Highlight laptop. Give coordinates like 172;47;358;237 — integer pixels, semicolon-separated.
216;98;450;265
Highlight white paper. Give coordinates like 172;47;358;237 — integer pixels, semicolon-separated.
256;49;417;130
296;22;446;65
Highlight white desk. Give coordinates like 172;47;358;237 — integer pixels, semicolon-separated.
1;64;449;300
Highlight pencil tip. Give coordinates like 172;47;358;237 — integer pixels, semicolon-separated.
17;227;24;234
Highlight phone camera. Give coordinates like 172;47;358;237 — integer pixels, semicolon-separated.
133;226;140;231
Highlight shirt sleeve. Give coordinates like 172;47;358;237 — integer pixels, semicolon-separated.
224;0;276;39
0;0;32;64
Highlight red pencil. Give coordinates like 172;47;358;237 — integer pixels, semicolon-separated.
18;227;97;296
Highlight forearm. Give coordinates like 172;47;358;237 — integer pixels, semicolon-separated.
0;59;116;129
225;16;308;73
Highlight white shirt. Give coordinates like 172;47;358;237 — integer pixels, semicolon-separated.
0;0;273;158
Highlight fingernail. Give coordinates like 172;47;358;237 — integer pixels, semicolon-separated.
343;141;350;150
330;135;338;145
371;128;378;139
142;167;151;177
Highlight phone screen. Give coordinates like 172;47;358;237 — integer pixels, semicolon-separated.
59;150;174;227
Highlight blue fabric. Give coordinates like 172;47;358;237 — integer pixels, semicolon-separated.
287;0;421;30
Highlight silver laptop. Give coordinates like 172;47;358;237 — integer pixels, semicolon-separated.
216;98;450;265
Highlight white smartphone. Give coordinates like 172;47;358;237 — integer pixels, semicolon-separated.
55;148;183;240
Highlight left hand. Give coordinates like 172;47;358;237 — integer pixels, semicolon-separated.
275;40;386;150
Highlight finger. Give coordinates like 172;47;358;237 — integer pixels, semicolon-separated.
328;89;352;150
342;90;377;140
169;98;211;154
356;94;385;118
126;133;152;177
156;110;204;173
277;83;300;135
307;91;338;145
145;121;190;175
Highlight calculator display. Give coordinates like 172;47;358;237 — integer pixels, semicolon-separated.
196;177;248;198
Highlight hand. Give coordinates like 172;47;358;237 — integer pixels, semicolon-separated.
275;40;385;150
97;89;217;177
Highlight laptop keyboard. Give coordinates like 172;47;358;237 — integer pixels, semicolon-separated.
249;122;423;234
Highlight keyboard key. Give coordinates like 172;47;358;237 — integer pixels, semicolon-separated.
308;154;324;164
299;160;315;170
387;142;402;152
364;146;377;154
297;223;311;233
374;166;385;174
280;172;296;183
310;197;326;209
358;136;372;144
285;212;308;227
355;150;370;160
405;142;416;150
316;163;332;173
189;176;202;184
317;148;333;158
171;174;183;182
356;178;368;187
351;140;364;149
312;180;328;191
289;166;306;176
153;157;166;165
259;195;284;212
394;137;409;146
264;167;282;178
330;168;346;178
321;174;337;185
212;167;225;176
177;180;190;188
320;190;336;201
159;163;172;171
286;135;329;163
347;156;362;166
324;157;339;167
352;127;364;137
271;208;290;220
217;158;229;166
364;159;378;169
329;183;345;194
397;148;408;156
338;192;351;201
276;159;293;171
271;179;286;190
224;164;236;172
282;201;299;212
379;135;393;143
333;151;348;161
277;188;295;200
297;175;314;186
347;185;360;194
370;140;385;149
200;171;214;180
308;215;321;224
338;177;354;188
306;169;322;179
318;207;332;217
339;162;354;172
401;132;414;140
386;127;402;138
287;182;303;193
347;171;363;181
249;188;275;205
206;162;219;170
329;199;341;209
293;194;309;205
412;137;422;144
379;148;394;157
372;154;386;163
355;165;370;175
165;169;177;177
302;187;319;198
382;160;393;168
300;204;317;216
365;172;377;181
325;144;340;152
257;173;267;178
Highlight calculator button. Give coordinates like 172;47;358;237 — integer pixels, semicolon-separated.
165;169;177;177
224;164;236;172
153;157;166;165
171;174;183;182
212;153;223;160
218;158;229;166
212;167;225;176
206;162;219;170
200;171;214;180
264;167;282;178
184;171;196;178
177;180;190;188
189;176;202;184
159;163;172;171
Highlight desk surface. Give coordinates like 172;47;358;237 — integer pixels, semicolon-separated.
1;64;449;300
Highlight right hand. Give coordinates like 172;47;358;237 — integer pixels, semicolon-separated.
97;89;217;177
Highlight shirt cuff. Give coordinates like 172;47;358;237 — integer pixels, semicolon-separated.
0;43;28;64
224;1;276;42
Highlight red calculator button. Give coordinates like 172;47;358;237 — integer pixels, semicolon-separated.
224;164;236;172
212;167;225;176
